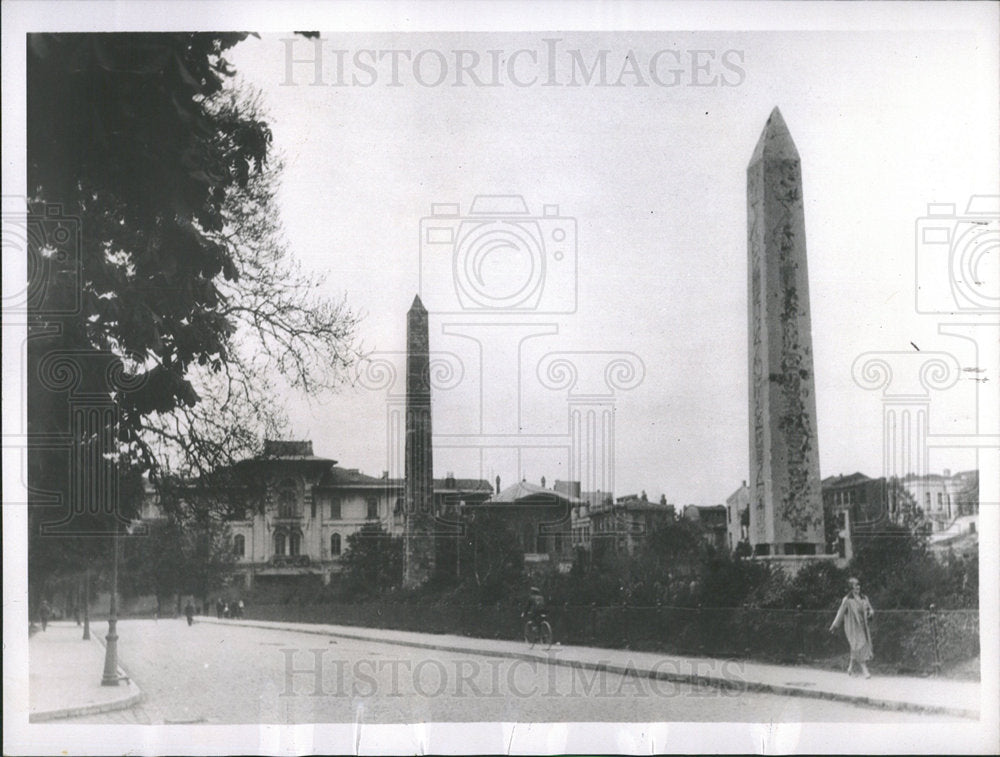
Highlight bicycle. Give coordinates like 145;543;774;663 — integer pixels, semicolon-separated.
522;612;554;649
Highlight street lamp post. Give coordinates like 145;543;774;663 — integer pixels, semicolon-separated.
100;526;120;686
82;568;90;640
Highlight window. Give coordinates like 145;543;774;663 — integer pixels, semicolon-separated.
330;498;342;520
937;492;943;507
330;533;341;556
289;531;301;557
233;534;245;557
277;478;299;518
925;492;931;507
366;497;378;520
274;531;286;556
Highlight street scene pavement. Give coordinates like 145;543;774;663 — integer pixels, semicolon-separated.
28;623;141;722
42;618;973;725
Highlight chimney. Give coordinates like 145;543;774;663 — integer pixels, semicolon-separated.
495;475;501;494
541;475;546;488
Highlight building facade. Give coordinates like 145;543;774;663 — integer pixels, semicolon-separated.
897;469;978;533
682;504;728;553
469;480;577;571
144;440;492;588
588;493;675;556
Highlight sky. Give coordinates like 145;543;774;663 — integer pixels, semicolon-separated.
220;27;999;506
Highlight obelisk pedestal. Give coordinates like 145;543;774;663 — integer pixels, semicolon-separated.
403;295;435;587
747;107;825;556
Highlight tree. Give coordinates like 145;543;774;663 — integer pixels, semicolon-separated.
340;523;404;597
459;512;524;602
636;517;708;582
850;521;937;608
122;519;187;614
123;502;237;614
26;33;360;596
885;477;929;534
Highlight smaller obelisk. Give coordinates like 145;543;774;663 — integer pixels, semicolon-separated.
747;107;824;555
403;295;435;586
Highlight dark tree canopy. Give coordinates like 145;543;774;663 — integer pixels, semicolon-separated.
26;33;359;599
28;33;272;444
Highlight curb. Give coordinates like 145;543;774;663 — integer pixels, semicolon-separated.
29;634;144;723
199;617;979;720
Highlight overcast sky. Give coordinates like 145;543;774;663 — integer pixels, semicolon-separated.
221;27;998;505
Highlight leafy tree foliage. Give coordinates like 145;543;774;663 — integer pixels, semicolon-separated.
458;512;524;603
26;33;360;596
339;523;404;597
122;503;236;613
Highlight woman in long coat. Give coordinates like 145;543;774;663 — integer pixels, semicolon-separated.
829;577;874;678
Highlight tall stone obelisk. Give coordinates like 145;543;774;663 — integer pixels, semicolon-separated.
747;107;824;555
404;294;435;586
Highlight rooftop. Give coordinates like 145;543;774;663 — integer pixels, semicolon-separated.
487;480;582;505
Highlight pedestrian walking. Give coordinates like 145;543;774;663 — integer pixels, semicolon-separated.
223;602;230;619
39;600;51;631
237;599;245;618
185;599;195;626
829;577;874;678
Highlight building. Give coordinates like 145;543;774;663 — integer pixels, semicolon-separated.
725;482;750;552
817;469;980;558
570;489;613;550
588;493;676;556
682;504;728;553
469;479;577;571
820;472;890;558
896;469;978;533
143;440;491;588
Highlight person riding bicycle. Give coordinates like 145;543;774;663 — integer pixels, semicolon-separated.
521;586;547;625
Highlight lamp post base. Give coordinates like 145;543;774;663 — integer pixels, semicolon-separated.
100;621;119;686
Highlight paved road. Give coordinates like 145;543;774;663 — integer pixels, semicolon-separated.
64;619;957;724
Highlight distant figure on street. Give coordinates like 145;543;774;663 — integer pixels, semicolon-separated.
237;599;245;618
184;600;195;626
216;598;224;619
223;602;230;619
521;586;546;625
39;600;52;631
829;577;874;678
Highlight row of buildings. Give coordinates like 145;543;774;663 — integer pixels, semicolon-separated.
140;440;731;588
725;469;980;559
141;440;979;589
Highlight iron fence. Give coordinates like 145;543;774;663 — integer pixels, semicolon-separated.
241;601;979;677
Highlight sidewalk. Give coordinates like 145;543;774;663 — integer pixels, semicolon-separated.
28;622;142;722
199;615;981;720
